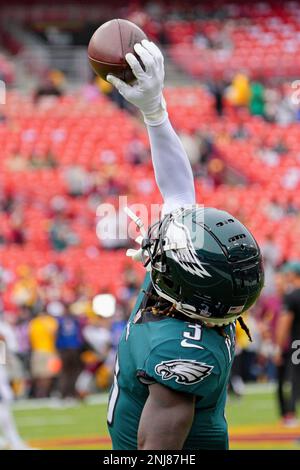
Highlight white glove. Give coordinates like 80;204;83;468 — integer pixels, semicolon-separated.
107;39;168;126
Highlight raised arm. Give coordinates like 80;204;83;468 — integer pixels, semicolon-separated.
147;119;195;214
107;40;195;214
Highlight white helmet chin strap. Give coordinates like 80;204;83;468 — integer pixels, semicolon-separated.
153;283;238;326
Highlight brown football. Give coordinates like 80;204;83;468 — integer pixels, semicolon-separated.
88;19;147;83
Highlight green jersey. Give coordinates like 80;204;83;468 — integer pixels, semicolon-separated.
108;274;236;450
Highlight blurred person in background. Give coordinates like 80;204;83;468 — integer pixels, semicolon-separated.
0;313;32;449
76;309;113;398
64;165;90;198
227;72;251;108
11;265;38;312
29;149;57;170
49;213;79;252
29;310;59;398
0;186;15;215
249;80;265;117
228;310;269;396
263;270;295;423
261;233;280;295
275;83;296;125
56;308;82;400
237;313;262;383
275;262;300;426
255;267;286;389
210;80;225;117
33;75;63;103
8;211;26;245
118;265;140;304
254;276;282;383
14;307;32;397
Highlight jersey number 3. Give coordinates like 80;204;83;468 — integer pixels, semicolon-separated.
181;324;204;350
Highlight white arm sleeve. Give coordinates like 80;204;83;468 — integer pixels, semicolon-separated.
147;118;196;215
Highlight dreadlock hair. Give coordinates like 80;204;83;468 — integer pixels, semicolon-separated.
141;290;179;318
141;290;252;342
214;317;252;342
237;316;252;342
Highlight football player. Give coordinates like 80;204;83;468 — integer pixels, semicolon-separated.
106;41;264;450
0;317;32;450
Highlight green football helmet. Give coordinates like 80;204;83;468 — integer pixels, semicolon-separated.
142;206;264;325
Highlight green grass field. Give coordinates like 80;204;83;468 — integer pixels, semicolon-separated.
11;385;300;450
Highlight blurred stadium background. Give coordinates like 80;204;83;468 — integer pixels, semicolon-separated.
0;0;300;450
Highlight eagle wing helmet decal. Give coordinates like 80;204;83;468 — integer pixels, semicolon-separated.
165;218;211;278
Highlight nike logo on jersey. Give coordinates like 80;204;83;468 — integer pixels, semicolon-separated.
155;359;214;385
180;339;204;350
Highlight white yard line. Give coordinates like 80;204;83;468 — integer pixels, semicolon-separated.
243;382;276;394
17;416;75;427
12;394;109;411
12;383;275;412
